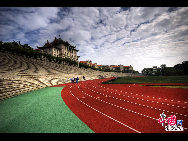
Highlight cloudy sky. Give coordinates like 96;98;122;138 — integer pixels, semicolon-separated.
0;7;188;72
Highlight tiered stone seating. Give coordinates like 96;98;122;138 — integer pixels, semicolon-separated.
0;79;44;101
0;54;14;73
0;52;130;101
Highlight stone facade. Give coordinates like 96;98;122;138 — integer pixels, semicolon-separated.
38;37;79;62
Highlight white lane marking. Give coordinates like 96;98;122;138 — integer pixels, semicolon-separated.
99;86;188;105
69;88;141;133
77;86;159;121
92;86;187;109
80;85;188;117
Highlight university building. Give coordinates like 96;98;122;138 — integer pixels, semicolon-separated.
80;60;133;72
37;37;80;64
110;65;133;72
80;60;99;69
80;60;92;67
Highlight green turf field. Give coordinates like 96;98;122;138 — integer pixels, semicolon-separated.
103;75;188;84
148;85;188;89
0;87;94;133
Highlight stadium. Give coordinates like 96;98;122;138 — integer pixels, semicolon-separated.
0;7;188;133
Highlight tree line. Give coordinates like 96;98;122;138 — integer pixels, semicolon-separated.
0;40;78;66
142;62;188;76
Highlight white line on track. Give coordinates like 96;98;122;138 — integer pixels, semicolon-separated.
69;86;141;133
92;85;187;109
85;86;188;117
78;86;159;121
99;85;188;104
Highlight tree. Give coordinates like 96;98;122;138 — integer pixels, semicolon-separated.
155;68;162;76
182;61;188;75
164;67;176;76
0;41;4;52
174;64;184;75
160;64;167;75
22;44;33;50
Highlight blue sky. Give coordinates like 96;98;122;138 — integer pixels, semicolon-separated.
0;7;188;72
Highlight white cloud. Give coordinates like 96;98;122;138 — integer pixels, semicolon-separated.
0;7;188;72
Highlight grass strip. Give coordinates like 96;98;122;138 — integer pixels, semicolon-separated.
148;85;188;89
0;87;94;133
103;76;188;84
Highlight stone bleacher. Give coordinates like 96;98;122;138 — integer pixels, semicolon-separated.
0;52;130;101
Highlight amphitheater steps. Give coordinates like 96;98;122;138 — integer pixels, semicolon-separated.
56;79;67;85
49;78;66;86
0;52;131;101
32;78;49;87
32;60;61;74
15;57;33;73
0;79;45;101
0;55;27;75
0;54;18;70
0;87;41;101
0;56;11;67
28;60;40;73
0;58;14;71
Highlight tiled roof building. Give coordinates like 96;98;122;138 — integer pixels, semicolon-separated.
37;37;80;62
80;60;92;67
80;61;133;72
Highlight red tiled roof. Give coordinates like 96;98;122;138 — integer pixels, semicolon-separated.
80;61;88;63
123;66;129;67
111;66;119;68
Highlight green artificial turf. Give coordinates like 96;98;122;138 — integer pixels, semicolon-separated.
103;75;188;84
148;85;188;89
0;87;94;133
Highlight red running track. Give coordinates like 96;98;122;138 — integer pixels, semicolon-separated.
53;77;188;133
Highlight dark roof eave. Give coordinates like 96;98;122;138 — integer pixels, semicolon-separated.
37;46;51;49
37;46;61;50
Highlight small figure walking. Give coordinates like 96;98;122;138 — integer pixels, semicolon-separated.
83;76;85;80
66;78;69;82
76;77;79;83
71;77;74;83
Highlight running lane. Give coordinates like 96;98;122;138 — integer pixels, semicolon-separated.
60;78;188;133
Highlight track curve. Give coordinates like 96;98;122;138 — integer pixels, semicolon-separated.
57;78;188;133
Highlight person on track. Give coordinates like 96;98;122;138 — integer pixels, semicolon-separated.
83;76;85;80
76;77;79;83
71;77;74;83
66;78;69;82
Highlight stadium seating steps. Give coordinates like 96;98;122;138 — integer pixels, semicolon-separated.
0;52;130;101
